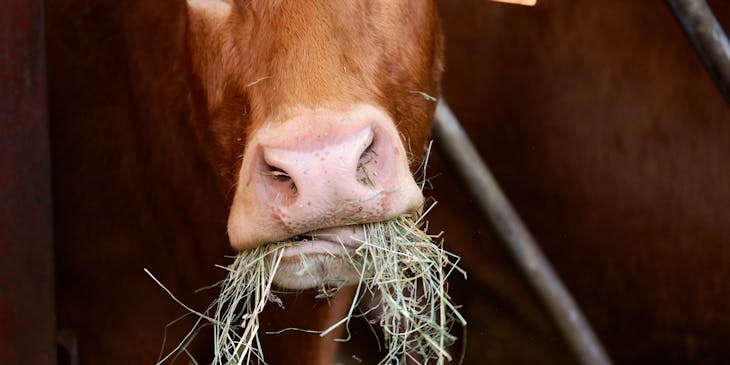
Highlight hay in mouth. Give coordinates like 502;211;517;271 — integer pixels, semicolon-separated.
149;213;466;364
207;215;466;364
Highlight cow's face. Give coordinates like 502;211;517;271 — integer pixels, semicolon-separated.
186;0;443;289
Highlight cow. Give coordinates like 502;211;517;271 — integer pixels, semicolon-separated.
185;0;441;290
48;0;443;364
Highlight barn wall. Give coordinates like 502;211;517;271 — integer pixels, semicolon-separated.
433;0;730;364
0;0;56;363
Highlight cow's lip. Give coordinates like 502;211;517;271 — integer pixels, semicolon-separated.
273;225;365;260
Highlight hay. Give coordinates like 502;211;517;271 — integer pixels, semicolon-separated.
336;215;467;364
150;213;466;365
210;246;285;364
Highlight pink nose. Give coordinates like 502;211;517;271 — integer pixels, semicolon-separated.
227;105;424;250
261;126;384;206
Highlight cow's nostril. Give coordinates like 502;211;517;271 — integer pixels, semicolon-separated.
264;164;291;182
263;163;298;195
356;138;377;187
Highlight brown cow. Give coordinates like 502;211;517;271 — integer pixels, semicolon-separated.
48;0;442;364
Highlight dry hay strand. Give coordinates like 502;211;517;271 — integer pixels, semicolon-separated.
331;215;467;364
150;213;466;365
210;246;285;364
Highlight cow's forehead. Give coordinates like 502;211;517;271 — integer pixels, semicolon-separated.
234;0;440;120
244;1;433;115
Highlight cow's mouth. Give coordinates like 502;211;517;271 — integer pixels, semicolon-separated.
209;215;465;364
271;225;366;261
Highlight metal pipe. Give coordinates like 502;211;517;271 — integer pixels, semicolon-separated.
432;101;612;365
667;0;730;105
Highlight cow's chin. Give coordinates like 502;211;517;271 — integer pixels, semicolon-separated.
272;253;362;290
261;225;367;290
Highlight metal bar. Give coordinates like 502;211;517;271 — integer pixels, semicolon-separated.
667;0;730;105
433;101;612;365
0;0;56;363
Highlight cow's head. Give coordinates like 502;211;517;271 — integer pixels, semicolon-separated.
186;0;443;289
